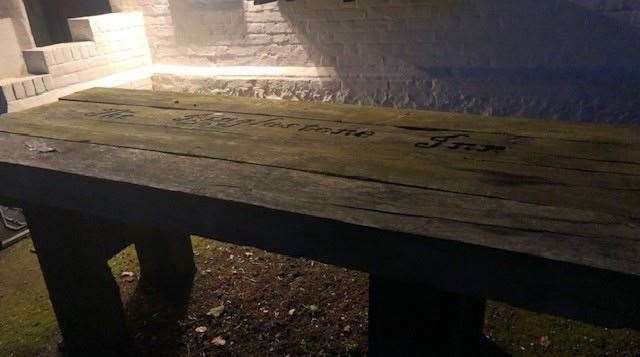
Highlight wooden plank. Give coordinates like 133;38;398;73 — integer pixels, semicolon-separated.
62;87;640;145
0;96;638;273
11;100;640;175
2;137;640;328
1;88;640;328
0;129;637;275
1;101;639;222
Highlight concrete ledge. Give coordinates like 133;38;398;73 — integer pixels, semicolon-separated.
149;65;640;124
6;67;152;113
153;64;339;79
0;75;53;102
68;11;147;42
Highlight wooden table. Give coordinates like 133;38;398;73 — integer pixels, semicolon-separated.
0;88;639;356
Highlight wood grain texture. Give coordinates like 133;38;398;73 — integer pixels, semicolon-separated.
62;87;640;145
1;88;639;327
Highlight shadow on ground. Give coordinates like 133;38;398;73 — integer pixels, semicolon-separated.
2;237;640;356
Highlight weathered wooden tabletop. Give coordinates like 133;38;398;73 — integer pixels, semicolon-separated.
0;87;639;326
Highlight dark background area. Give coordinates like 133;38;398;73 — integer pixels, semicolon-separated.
23;0;111;46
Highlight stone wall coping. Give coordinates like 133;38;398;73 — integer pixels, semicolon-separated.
23;41;95;51
68;10;144;22
153;64;339;78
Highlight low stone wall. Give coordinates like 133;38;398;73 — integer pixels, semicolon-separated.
1;11;152;114
22;12;151;90
5;67;152;113
152;68;640;124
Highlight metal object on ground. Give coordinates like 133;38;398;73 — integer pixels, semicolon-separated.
0;206;29;250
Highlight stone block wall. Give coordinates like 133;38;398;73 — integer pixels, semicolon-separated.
0;75;52;101
118;0;640;67
1;11;152;114
23;11;151;90
113;0;640;123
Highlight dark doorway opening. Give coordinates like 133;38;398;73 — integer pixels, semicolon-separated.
23;0;112;47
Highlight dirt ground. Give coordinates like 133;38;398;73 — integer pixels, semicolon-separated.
2;236;640;356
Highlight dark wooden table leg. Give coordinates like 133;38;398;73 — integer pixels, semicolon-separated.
134;229;195;299
369;275;486;357
24;205;132;356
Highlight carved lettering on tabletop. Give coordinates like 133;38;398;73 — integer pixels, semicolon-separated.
415;134;506;153
172;113;376;138
80;108;505;154
84;108;136;120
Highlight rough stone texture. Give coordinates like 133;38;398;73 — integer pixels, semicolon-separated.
114;0;640;123
152;72;640;124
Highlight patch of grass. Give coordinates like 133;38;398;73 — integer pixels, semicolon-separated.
108;243;139;277
0;240;58;357
0;240;143;357
486;301;640;356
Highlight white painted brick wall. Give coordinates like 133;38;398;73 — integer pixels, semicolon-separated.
117;0;640;70
112;0;640;122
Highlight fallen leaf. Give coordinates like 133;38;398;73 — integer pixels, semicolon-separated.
207;304;225;318
195;326;208;333
120;271;136;282
212;336;226;346
539;336;551;348
288;308;296;316
25;142;58;153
